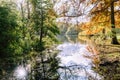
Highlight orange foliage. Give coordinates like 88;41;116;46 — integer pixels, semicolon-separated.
86;42;100;67
86;45;99;55
78;0;120;35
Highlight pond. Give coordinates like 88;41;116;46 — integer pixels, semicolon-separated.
57;34;102;80
0;34;103;80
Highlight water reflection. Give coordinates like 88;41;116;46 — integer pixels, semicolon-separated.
13;65;27;80
57;43;101;80
57;35;102;80
57;34;78;43
0;34;103;80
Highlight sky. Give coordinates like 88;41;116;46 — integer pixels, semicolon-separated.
54;0;93;24
15;0;92;24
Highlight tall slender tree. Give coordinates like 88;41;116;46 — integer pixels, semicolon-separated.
29;0;59;79
110;0;119;44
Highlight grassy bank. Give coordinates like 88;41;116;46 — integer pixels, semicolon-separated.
95;39;120;80
78;35;120;80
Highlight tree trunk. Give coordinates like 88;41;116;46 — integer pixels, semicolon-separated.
110;1;119;44
40;5;43;44
20;3;26;39
39;0;46;79
27;0;30;19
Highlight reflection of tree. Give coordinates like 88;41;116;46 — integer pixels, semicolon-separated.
58;64;99;80
58;23;78;35
65;25;73;35
57;34;78;43
32;49;59;80
66;25;79;35
65;35;77;43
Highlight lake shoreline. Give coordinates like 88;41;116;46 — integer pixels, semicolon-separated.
97;44;120;65
95;43;120;80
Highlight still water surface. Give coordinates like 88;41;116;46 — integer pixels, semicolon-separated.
57;34;101;80
0;34;102;80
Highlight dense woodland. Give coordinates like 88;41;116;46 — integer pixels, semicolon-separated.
0;0;59;79
0;0;120;80
0;0;59;58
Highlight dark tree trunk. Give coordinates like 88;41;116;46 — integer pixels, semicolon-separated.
20;3;26;39
110;1;119;44
40;0;43;44
27;0;30;19
40;26;43;44
39;0;46;79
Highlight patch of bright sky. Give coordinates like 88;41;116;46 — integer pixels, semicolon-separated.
17;0;24;3
54;0;93;24
16;0;24;8
115;6;120;10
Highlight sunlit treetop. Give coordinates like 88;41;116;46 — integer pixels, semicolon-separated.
77;0;120;35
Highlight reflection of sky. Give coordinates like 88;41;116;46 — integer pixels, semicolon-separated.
57;42;101;80
13;66;27;80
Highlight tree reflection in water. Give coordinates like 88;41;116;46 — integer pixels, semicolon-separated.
57;42;102;80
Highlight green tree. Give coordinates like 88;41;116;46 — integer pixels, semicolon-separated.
0;5;21;57
29;0;60;79
30;0;59;51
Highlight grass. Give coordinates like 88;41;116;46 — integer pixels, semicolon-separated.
97;42;120;63
78;32;120;80
93;38;120;80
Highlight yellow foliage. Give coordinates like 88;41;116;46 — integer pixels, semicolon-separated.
77;0;120;35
